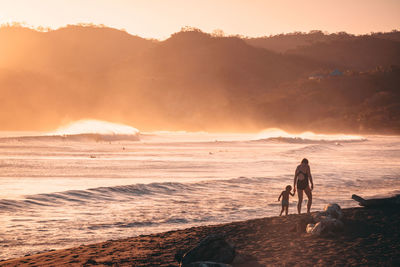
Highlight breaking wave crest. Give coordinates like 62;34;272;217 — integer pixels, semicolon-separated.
0;119;140;142
253;128;366;144
0;133;140;142
254;136;366;144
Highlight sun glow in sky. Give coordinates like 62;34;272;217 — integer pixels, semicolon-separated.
0;0;399;39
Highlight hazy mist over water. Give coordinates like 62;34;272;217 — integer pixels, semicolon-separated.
0;126;399;260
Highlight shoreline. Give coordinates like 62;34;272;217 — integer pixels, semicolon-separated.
1;205;399;266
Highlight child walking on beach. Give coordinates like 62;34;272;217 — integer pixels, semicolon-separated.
278;185;295;216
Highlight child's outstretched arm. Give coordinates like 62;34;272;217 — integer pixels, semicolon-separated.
290;191;295;196
278;192;283;201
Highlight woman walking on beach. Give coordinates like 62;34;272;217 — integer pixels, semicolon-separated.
293;158;314;214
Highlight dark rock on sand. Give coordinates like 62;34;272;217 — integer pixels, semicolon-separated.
352;194;400;207
180;235;235;267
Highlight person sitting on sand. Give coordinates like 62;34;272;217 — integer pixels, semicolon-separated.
278;185;295;216
293;158;314;214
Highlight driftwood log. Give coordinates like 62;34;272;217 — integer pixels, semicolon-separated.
352;194;400;207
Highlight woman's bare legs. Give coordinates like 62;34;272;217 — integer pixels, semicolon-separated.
297;189;303;214
304;187;312;213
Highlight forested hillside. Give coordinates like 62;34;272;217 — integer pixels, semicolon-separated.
1;25;399;133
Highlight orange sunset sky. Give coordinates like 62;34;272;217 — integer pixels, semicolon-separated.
0;0;399;39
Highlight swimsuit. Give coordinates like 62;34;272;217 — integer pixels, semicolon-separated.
296;169;309;190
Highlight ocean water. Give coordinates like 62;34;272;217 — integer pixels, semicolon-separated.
0;127;399;260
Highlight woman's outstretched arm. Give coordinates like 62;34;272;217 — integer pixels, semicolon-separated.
308;166;314;190
293;167;298;192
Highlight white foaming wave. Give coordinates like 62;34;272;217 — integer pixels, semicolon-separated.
0;120;141;142
52;119;140;136
254;128;365;143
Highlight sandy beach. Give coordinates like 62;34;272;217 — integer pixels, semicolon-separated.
1;204;399;266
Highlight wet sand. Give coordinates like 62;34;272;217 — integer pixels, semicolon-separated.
1;205;399;266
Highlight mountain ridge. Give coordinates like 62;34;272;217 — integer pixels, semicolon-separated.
0;25;399;133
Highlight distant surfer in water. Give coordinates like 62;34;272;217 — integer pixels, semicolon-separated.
293;158;314;214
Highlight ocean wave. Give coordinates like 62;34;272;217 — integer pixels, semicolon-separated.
1;172;395;213
253;136;367;144
0;133;140;142
0;177;267;212
0;119;141;142
285;144;336;154
53;119;139;136
253;128;366;144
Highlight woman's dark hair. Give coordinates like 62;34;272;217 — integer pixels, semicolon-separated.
301;158;309;165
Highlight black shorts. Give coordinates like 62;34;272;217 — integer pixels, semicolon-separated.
297;178;309;190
